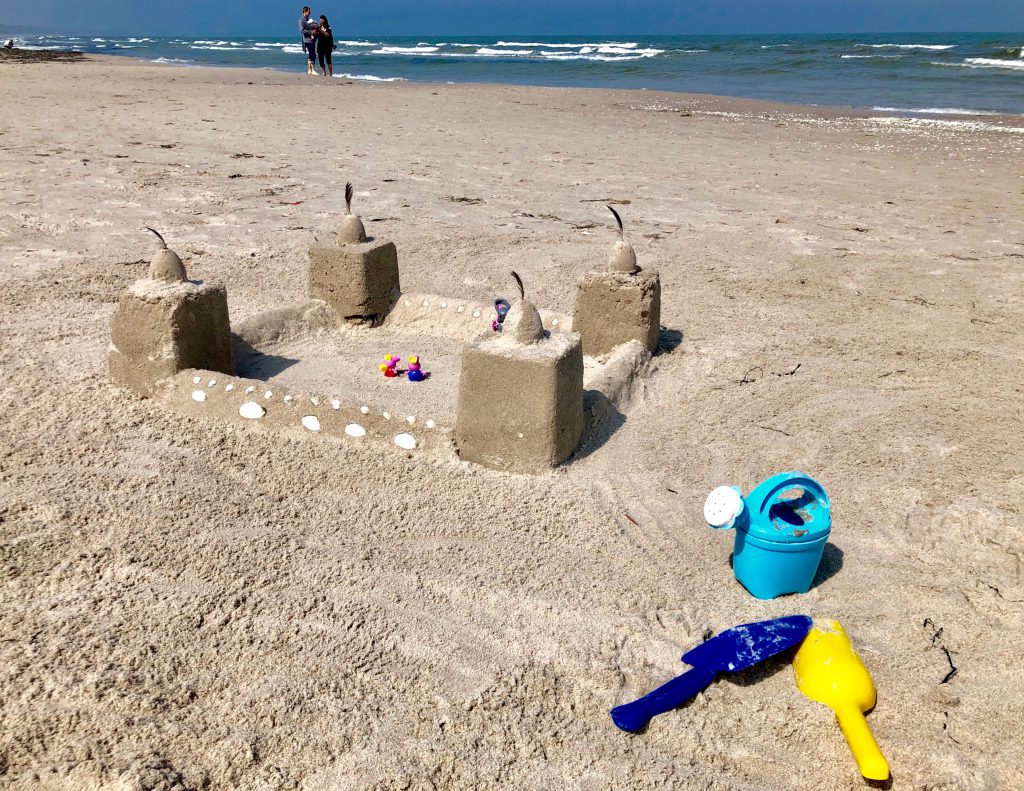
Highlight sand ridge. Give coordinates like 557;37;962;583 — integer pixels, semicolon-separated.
1;55;1023;789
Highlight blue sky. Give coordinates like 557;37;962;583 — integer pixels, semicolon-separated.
5;1;1024;36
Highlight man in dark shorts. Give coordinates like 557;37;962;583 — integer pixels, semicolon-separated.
299;6;318;76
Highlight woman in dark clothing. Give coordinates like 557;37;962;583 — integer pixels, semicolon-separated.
316;15;335;77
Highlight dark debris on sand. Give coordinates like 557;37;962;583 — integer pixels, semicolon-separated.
0;48;84;63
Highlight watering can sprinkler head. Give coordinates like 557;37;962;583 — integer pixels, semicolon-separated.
704;485;745;529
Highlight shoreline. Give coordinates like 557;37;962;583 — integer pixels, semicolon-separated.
71;50;1024;125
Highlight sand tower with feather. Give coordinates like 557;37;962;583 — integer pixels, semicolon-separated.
308;182;400;326
573;206;661;356
455;272;584;474
108;228;234;396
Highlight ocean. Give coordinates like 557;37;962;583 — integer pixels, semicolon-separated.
5;31;1024;115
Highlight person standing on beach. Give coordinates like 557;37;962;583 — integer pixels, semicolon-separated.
299;6;318;76
316;15;335;77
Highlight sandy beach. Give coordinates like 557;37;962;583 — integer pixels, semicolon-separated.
1;53;1023;789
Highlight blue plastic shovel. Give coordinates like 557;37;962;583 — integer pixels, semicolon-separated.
611;615;813;732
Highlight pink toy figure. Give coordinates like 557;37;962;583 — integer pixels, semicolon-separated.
408;355;425;382
379;354;401;378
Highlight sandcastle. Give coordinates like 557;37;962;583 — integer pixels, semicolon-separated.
573;207;661;356
109;192;666;473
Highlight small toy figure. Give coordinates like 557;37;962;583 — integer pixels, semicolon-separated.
407;355;426;382
379;354;401;378
492;298;511;331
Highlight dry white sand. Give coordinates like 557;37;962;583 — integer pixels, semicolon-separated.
1;55;1023;790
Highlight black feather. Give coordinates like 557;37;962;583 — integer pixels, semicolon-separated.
144;227;167;248
607;205;624;239
511;271;525;301
345;182;354;214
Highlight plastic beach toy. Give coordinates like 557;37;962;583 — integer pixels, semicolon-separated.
379;354;401;378
408;355;426;382
704;472;831;600
794;620;890;781
610;615;812;732
492;298;511;331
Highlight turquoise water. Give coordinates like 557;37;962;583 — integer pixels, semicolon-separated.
6;31;1024;115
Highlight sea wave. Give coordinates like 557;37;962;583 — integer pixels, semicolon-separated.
840;54;902;59
962;57;1024;71
372;45;439;54
862;43;956;50
598;46;663;55
152;57;196;65
475;47;534;56
539;52;648;62
873;106;1000;115
494;40;638;49
336;40;379;47
335;73;406;82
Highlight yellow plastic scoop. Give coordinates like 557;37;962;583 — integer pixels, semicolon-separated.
793;620;890;781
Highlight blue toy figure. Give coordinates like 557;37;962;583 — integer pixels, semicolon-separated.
704;472;831;600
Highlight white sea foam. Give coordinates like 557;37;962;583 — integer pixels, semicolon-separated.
862;43;956;50
540;52;647;62
962;57;1024;72
92;38;106;42
336;40;379;46
372;45;439;54
335;73;407;81
677;49;709;53
475;47;534;56
442;42;478;48
190;45;245;51
282;46;303;54
841;54;902;59
193;40;229;45
252;42;291;47
873;106;1000;116
152;57;196;65
597;46;663;56
495;40;638;49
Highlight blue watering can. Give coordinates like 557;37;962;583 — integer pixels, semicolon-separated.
704;472;831;600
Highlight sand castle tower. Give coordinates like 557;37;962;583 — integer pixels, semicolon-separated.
308;182;400;326
455;273;583;473
109;229;234;396
572;206;661;356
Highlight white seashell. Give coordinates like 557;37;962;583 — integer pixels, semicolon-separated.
360;405;369;414
302;415;321;432
517;433;524;439
283;395;293;403
246;386;255;394
191;390;207;403
425;419;435;429
440;302;448;309
239;401;266;419
310;396;319;406
406;415;416;425
264;391;273;399
225;384;234;392
472;310;481;318
331;399;341;410
394;433;417;450
551;319;559;326
382;412;391;420
192;375;201;384
404;299;412;307
208;379;216;387
422;300;430;307
457;305;465;313
345;423;367;437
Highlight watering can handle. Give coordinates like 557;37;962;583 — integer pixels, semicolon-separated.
835;705;890;781
748;472;829;512
610;664;719;732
